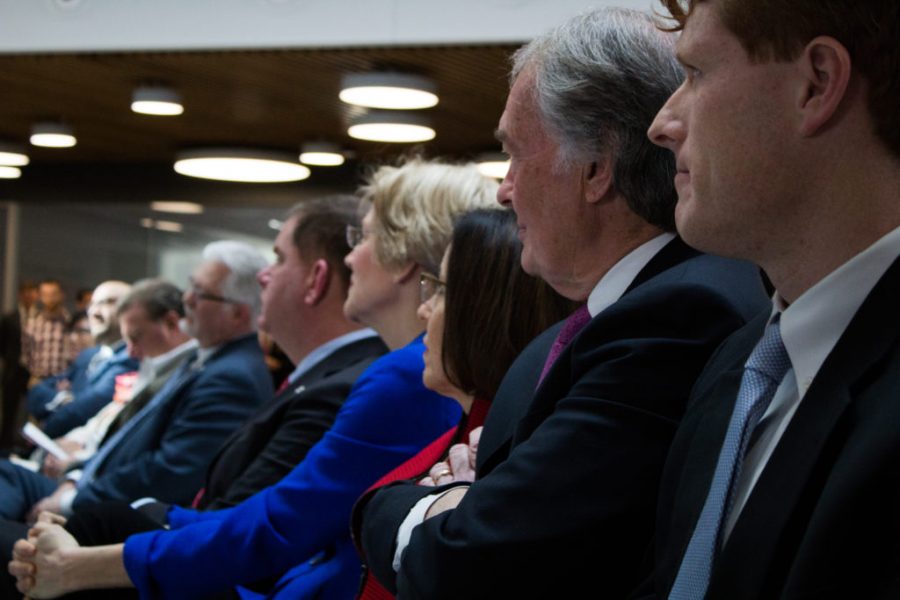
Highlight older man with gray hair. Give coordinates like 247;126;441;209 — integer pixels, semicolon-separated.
0;241;273;527
355;8;769;599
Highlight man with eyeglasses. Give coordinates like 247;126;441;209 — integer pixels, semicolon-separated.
0;242;273;533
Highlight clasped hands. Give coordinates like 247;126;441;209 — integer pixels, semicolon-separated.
420;426;481;487
8;511;77;599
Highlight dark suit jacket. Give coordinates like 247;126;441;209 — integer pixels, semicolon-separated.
650;256;900;600
199;335;387;510
73;333;272;508
28;342;139;438
358;238;771;599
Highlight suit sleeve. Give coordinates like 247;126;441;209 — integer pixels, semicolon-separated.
121;346;460;600
73;366;265;508
204;374;359;511
26;372;69;420
369;281;762;599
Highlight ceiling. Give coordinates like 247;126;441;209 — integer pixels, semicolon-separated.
0;44;517;175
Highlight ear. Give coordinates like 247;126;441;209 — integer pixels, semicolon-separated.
392;261;419;285
796;36;852;137
582;156;614;204
163;309;181;330
304;259;331;306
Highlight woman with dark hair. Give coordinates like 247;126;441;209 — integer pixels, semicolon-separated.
352;208;575;599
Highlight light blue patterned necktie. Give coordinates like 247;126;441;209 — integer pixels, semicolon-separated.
669;318;791;600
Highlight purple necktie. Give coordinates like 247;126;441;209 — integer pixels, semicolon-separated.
538;304;591;386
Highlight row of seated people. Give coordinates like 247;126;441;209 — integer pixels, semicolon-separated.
7;0;899;598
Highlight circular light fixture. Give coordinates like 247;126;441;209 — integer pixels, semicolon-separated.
299;142;345;167
150;200;204;214
140;218;184;233
30;122;76;148
132;85;184;116
174;148;311;183
348;111;435;143
340;73;438;110
476;153;510;180
0;143;30;166
0;166;22;179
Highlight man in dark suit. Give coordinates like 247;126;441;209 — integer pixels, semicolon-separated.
26;280;139;439
641;1;900;598
190;195;387;511
0;241;273;523
355;8;770;599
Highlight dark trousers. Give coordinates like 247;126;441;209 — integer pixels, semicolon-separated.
0;459;57;520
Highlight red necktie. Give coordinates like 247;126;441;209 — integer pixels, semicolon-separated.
537;304;591;386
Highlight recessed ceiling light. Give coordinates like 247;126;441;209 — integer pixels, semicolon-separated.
174;148;311;183
132;85;184;116
0;143;30;167
150;201;204;214
340;73;438;110
348;111;435;143
299;142;345;167
30;122;76;148
476;153;510;180
0;166;22;179
140;218;184;233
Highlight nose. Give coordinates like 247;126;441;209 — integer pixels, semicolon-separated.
344;245;358;270
417;299;432;322
257;265;271;288
496;173;513;208
647;90;685;151
126;341;143;360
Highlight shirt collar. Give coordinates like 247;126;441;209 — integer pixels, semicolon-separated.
772;224;900;398
288;328;379;384
586;233;676;317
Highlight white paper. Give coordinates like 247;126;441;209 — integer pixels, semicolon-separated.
22;422;71;461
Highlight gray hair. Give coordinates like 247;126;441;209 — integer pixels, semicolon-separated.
117;278;184;320
202;240;268;325
511;7;682;230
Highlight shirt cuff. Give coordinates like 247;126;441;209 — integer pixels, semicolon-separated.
393;488;459;572
58;487;77;517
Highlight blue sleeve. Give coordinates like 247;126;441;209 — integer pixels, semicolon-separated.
25;376;62;420
41;359;137;438
123;341;460;600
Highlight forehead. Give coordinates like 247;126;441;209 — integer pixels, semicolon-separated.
92;283;123;303
275;216;301;254
677;2;738;61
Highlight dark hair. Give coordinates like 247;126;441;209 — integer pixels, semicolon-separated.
286;195;360;291
117;279;184;320
658;0;900;158
39;279;62;289
441;209;576;400
75;288;93;303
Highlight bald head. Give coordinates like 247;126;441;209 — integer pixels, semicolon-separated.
88;280;131;345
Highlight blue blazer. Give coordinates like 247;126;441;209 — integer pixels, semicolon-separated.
27;343;140;438
122;336;461;600
73;333;272;508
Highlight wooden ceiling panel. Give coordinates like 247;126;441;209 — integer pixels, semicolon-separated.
0;44;518;167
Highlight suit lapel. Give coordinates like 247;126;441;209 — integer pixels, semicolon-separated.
625;237;699;294
709;257;900;597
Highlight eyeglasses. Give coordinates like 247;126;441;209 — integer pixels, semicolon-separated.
346;225;372;249
187;277;241;304
419;272;447;304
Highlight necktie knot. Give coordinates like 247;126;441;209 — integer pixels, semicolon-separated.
744;318;790;384
537;304;591;387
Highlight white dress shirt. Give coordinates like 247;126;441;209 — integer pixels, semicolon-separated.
723;224;900;542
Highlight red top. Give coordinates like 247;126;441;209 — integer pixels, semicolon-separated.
357;397;491;600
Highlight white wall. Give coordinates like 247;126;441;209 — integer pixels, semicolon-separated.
0;0;655;53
